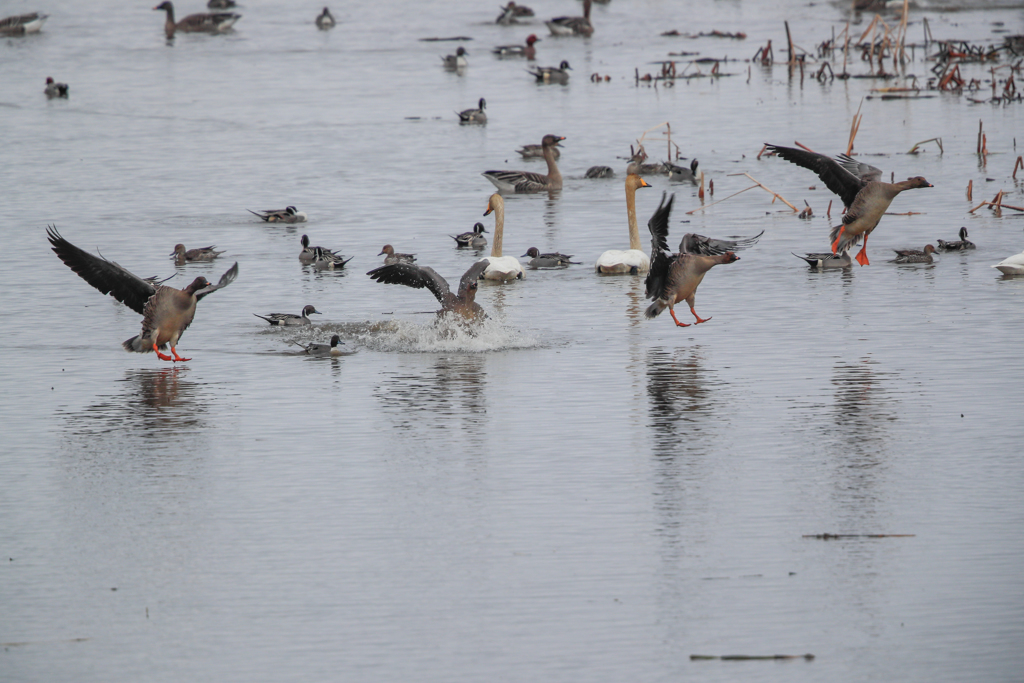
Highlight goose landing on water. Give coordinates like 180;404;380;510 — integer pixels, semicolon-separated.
367;261;490;320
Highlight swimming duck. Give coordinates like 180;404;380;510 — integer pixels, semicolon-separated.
765;143;933;266
792;248;852;269
516;143;560;160
493;34;540;59
668;159;701;185
521;247;578;268
207;0;235;7
585;166;614;178
44;77;69;99
451;222;488;248
254;305;321;326
595;173;652;274
315;7;335;29
644;194;739;327
153;2;240;39
311;247;353;270
293;335;345;356
379;244;416;265
299;234;340;264
170;244;223;264
480;194;525;281
47;226;238;362
528;60;572;84
0;12;47;35
546;0;593;36
892;244;937;264
482;134;564;193
992;250;1024;275
442;46;468;70
457;98;487;124
496;1;534;24
367;260;491;320
248;206;307;223
936;227;975;251
678;230;763;256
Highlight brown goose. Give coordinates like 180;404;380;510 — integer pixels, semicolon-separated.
644;195;739;327
47;226;238;362
482;134;564;193
367;260;490;320
766;143;932;266
153;1;240;39
170;243;223;264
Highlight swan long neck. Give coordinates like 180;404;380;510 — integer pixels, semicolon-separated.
491;201;504;258
626;180;642;251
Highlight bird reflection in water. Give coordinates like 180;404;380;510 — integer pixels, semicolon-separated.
646;346;726;457
375;355;487;434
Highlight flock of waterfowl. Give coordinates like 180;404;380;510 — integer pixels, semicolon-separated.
18;1;1023;361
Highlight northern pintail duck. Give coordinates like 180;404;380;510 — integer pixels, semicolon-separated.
595;173;652;274
451;222;488;248
293;335;345;356
0;12;47;35
644;194;739;327
311;247;353;270
892;244;937;264
367;260;491;320
546;0;593;36
516;143;560;160
668;159;701;184
457;98;487;124
482;134;564;193
153;2;240;39
315;7;335;29
480;193;525;281
766;143;933;266
496;1;534;25
528;60;572;84
44;77;69;99
299;234;340;264
255;304;321;326
379;244;416;265
207;0;235;7
170;244;223;264
521;247;579;268
248;206;307;223
493;34;540;59
793;248;852;269
992;249;1024;275
937;227;975;251
47;226;238;362
442;46;468;70
678;230;763;256
585;165;614;178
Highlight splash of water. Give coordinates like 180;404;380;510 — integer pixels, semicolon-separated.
354;315;538;353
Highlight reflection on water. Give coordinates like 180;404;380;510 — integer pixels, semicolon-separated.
60;367;207;440
375;354;487;435
645;346;727;457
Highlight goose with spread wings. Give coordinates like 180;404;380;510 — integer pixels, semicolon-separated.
765;144;932;266
47;226;238;361
367;261;490;320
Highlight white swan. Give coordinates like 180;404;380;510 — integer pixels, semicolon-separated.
479;194;525;281
992;249;1024;275
595;173;652;274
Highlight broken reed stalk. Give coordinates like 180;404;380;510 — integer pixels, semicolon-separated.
842;20;850;75
967;179;973;201
827;199;832;218
785;20;795;66
691;654;815;661
795;140;817;153
908;137;943;154
687;184;758;214
1014;156;1023;179
896;0;910;65
846;99;864;156
977;120;984;155
688;173;798;215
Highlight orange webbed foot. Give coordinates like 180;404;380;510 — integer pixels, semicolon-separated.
170;347;191;362
855;248;870;266
669;310;691;327
691;308;712;324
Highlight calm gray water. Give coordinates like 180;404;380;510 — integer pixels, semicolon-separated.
3;0;1024;680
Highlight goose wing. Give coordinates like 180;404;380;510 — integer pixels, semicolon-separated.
458;261;490;296
47;225;156;315
835;153;883;183
194;262;239;301
765;144;866;208
678;230;763;255
644;193;676;301
367;263;451;304
484;170;550;192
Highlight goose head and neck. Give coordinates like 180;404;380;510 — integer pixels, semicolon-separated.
484;193;505;257
541;134;565;189
153;1;176;38
625;173;651;250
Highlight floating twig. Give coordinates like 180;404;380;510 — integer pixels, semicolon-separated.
908;137;942;154
803;534;915;539
691;654;815;661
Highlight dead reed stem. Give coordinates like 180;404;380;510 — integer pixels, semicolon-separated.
967;179;973;201
846;99;864;156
